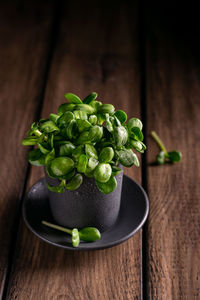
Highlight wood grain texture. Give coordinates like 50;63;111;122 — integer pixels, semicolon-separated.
145;4;200;299
6;1;143;299
0;1;54;298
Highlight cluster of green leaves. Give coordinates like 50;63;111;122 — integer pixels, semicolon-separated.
42;220;101;247
151;131;182;165
22;92;146;194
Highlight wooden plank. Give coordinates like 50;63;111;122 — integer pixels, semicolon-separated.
145;4;200;299
0;1;54;298
6;1;143;299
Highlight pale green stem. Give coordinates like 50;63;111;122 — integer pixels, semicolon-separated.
34;129;48;141
34;129;43;137
151;131;167;154
42;220;72;235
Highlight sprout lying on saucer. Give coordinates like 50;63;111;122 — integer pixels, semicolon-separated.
42;220;101;247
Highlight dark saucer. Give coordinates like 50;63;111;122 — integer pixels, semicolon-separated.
23;175;149;251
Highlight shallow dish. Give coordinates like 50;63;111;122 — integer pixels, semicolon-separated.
23;175;149;250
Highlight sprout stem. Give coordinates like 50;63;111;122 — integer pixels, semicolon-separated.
151;131;167;154
42;220;72;235
34;129;48;141
34;129;43;137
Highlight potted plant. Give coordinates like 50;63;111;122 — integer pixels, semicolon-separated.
22;92;146;237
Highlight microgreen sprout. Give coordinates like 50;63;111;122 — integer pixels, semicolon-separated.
22;92;146;194
151;131;182;165
42;220;101;247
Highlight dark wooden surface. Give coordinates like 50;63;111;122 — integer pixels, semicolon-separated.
0;0;199;299
0;1;55;298
145;4;200;299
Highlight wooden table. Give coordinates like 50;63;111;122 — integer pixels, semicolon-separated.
0;1;199;299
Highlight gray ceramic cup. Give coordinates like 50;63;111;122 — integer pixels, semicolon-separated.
45;170;123;232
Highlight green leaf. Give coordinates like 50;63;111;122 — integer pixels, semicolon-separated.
72;228;80;247
88;115;97;125
127;118;143;131
85;144;98;159
116;149;139;167
114;110;127;124
40;120;60;133
73;110;88;120
49;157;74;176
77;154;88;173
45;148;55;165
28;149;45;166
66;119;78;139
87;157;98;170
156;151;166;165
129;140;145;153
57;111;74;128
79;227;101;242
96;176;117;194
111;166;122;176
58;103;75;115
84;168;94;178
97;104;115;114
46;180;65;193
31;121;38;129
88;125;103;142
99;147;114;163
130;127;144;141
72;145;84;161
27;122;41;137
84;157;98;178
105;120;113;132
38;143;49;155
113;115;121;126
48;133;54;149
76;131;90;144
46;168;75;181
90;101;102;112
97;113;106;125
58;170;75;180
105;114;113;132
49;113;60;123
77;119;92;132
46;164;75;180
83;92;98;104
46;163;57;178
94;163;112;183
59;142;75;156
75;104;95;114
22;137;38;146
64;93;82;104
140;141;146;150
113;126;128;147
167;151;182;163
66;174;83;191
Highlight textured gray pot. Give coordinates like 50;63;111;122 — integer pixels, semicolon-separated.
45;170;123;232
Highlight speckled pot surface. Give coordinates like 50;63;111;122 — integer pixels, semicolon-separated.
45;170;123;232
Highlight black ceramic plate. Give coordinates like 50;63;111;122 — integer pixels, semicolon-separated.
23;175;149;251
